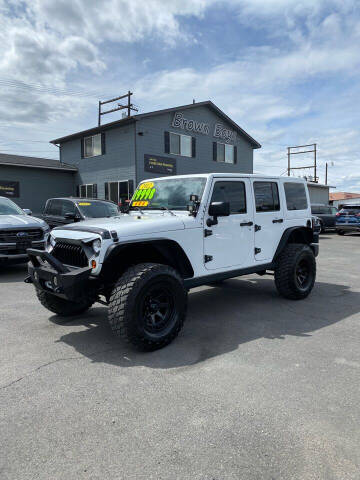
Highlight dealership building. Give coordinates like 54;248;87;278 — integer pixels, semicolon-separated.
0;153;76;213
50;100;261;205
0;100;331;212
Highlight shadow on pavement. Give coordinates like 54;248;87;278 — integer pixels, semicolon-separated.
51;277;360;369
0;263;28;284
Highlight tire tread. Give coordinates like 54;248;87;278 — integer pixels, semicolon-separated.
108;263;187;351
274;243;316;300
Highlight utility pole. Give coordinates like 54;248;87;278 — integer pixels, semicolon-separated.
287;147;290;176
286;144;318;181
98;91;138;126
325;162;328;185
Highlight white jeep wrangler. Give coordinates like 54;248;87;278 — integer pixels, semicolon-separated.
27;173;319;351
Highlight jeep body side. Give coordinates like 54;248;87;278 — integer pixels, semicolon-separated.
27;173;318;350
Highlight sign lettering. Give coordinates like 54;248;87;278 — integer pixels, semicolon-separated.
172;112;210;135
144;154;176;175
0;180;20;198
171;112;237;143
214;123;237;143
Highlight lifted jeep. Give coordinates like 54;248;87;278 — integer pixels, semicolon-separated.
26;174;319;351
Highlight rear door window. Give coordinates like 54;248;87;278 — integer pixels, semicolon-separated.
254;182;280;212
284;182;308;210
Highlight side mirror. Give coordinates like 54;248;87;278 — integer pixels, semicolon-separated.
208;201;230;217
207;201;230;227
64;212;76;220
120;204;129;214
23;209;32;215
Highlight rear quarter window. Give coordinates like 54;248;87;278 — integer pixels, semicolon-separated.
339;206;360;214
284;182;308;210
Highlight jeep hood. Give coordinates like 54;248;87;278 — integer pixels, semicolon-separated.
53;213;186;238
0;214;47;229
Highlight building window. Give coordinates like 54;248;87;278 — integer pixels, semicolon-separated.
83;133;103;158
253;182;280;212
284;182;308;211
78;184;97;198
213;142;236;164
166;132;193;157
105;180;134;204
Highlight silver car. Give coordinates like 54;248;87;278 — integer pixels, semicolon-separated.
0;197;50;265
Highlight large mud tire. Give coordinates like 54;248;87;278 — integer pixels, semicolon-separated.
108;263;187;351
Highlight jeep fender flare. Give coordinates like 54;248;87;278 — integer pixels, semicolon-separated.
272;226;318;263
101;237;194;282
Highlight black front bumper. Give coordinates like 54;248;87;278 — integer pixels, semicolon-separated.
26;248;93;302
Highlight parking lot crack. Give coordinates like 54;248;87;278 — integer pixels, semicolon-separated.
0;347;117;391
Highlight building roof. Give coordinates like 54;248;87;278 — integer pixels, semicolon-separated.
306;182;334;189
50;100;261;148
329;192;360;201
0;153;77;172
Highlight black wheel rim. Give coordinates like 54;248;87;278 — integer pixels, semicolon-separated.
140;283;176;337
295;258;312;290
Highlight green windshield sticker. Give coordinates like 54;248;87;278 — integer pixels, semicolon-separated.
133;188;156;201
131;182;156;205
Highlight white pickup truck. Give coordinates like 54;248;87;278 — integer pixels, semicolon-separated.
26;173;319;350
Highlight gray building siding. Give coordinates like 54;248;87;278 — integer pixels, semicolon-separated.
136;105;253;183
0;165;74;215
60;124;136;199
58;104;256;198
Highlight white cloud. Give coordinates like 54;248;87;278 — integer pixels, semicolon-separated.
0;0;359;192
30;0;207;45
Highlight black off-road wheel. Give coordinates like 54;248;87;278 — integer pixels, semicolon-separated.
337;230;345;235
36;289;94;317
108;263;187;351
274;243;316;300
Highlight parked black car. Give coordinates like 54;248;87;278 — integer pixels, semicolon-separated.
311;204;338;232
40;198;120;229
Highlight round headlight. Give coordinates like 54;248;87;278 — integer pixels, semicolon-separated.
49;235;56;248
92;238;101;253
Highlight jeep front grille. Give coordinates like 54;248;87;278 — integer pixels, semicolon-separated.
0;229;43;243
52;242;88;268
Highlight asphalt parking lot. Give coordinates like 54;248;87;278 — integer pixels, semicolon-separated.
1;233;359;480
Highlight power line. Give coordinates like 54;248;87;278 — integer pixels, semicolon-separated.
0;139;51;144
0;76;116;99
0;149;58;153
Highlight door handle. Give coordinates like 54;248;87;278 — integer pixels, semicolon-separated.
240;221;253;227
272;218;283;223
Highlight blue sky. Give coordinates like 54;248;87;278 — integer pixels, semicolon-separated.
0;0;359;191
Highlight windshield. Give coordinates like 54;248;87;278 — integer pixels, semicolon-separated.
76;200;119;218
0;197;24;215
130;178;207;211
